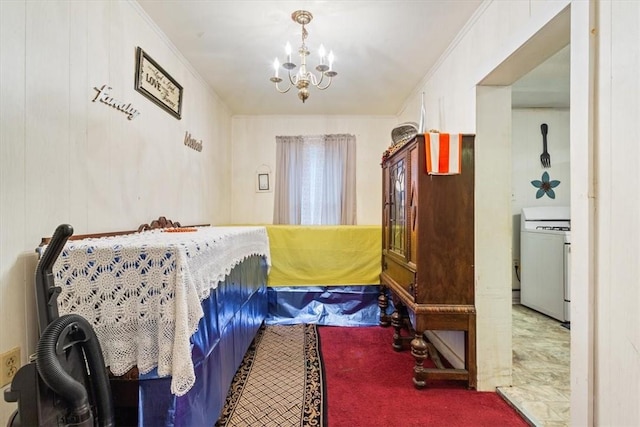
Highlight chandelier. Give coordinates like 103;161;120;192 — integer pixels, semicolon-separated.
270;10;337;103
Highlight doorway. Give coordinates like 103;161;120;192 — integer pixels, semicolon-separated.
500;45;571;425
474;3;593;425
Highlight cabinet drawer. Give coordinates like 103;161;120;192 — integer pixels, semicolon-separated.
381;255;415;298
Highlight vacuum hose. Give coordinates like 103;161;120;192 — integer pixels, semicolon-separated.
36;314;115;427
35;223;74;335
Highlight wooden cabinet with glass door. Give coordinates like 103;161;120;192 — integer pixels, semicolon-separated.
379;133;476;389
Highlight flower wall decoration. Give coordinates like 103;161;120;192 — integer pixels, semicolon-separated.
531;171;560;199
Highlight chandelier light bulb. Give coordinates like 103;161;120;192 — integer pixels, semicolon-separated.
270;58;283;83
269;10;338;103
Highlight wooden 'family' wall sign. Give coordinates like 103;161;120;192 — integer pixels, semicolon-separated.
92;85;140;120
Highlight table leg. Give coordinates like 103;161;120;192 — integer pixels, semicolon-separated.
391;310;404;351
378;285;390;327
411;331;428;389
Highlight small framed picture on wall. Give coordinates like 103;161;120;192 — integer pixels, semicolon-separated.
256;173;271;192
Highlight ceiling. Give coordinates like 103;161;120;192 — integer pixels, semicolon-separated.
512;44;570;109
137;1;569;116
137;0;484;115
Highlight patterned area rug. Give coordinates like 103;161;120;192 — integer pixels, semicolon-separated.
215;324;325;427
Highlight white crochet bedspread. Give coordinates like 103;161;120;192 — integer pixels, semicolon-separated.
48;226;270;396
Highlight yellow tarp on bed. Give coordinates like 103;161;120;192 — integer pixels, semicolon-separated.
265;225;381;286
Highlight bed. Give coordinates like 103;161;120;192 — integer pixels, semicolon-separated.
40;218;270;426
264;225;382;326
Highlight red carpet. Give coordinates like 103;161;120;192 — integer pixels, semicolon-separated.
319;325;527;427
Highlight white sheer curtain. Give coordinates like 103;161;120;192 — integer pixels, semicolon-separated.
273;134;357;225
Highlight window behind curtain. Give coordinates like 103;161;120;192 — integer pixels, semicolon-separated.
273;134;357;225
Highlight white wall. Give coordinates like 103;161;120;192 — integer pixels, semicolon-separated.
0;1;231;423
594;1;640;425
474;85;515;389
230;115;398;225
512;108;570;292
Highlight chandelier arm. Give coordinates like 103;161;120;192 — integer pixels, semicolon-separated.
274;80;292;93
288;69;299;86
314;71;326;87
316;77;333;90
308;72;319;87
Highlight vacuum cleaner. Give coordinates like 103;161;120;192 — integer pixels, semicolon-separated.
4;224;115;427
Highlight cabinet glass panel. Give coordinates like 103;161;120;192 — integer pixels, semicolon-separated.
389;158;406;255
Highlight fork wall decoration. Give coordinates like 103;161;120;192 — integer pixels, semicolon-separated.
531;171;560;199
540;123;551;168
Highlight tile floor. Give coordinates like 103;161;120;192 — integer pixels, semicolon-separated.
497;304;570;427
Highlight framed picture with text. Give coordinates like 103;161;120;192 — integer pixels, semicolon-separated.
135;47;183;119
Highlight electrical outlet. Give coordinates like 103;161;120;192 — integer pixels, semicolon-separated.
1;347;21;387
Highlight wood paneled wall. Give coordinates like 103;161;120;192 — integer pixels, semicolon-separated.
0;3;231;422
